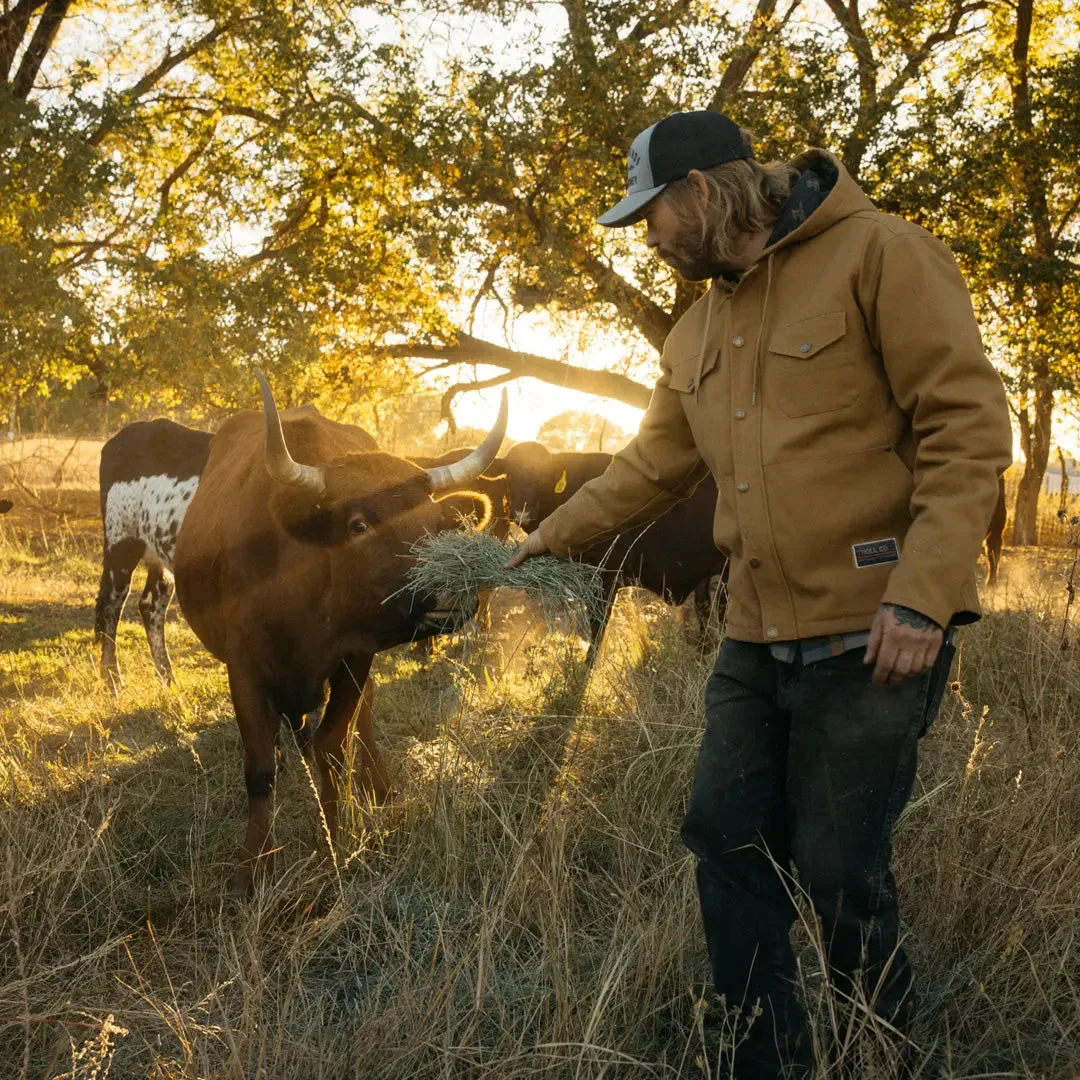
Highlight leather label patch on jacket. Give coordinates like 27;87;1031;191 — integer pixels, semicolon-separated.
852;537;900;568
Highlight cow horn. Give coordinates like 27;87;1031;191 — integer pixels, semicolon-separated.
254;369;326;495
425;389;509;491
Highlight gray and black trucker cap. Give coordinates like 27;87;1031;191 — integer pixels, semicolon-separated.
598;110;753;227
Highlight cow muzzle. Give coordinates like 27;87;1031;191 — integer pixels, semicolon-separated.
412;589;479;638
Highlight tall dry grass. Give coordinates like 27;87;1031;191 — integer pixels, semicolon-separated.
1;509;1079;1079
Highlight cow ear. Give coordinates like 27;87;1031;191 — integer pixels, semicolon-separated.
435;490;493;531
268;486;335;544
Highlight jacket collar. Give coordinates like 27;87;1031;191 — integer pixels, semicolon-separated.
760;149;876;257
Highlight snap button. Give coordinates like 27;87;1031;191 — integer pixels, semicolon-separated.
737;481;749;492
799;342;811;354
749;557;761;569
734;408;746;419
732;335;745;348
766;627;779;639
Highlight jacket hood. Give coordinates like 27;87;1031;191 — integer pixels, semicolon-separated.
761;149;877;256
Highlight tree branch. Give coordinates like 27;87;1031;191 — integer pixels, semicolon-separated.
1051;183;1080;246
624;0;694;45
877;3;988;111
823;0;877;107
9;0;67;98
829;0;988;179
217;102;282;126
245;166;340;265
439;372;518;434
579;252;673;352
0;0;44;83
383;330;652;410
86;22;233;147
561;0;598;75
467;258;505;335
709;0;798;108
1010;0;1053;258
157;127;216;218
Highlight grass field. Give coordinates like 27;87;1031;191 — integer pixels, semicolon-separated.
2;492;1080;1079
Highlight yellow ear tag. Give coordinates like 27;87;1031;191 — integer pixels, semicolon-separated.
554;470;568;494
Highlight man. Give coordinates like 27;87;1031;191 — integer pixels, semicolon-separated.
506;111;1011;1077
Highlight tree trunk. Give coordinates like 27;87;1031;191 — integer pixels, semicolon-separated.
1058;445;1069;515
1011;385;1053;545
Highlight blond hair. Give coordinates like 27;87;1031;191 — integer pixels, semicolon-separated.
663;133;799;265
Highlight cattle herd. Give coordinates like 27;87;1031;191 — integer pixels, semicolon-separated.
79;373;732;892
0;371;1004;893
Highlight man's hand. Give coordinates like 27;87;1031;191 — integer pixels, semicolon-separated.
864;603;943;685
504;528;548;569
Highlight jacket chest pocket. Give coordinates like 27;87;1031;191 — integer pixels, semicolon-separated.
667;346;719;395
666;347;733;477
769;310;860;418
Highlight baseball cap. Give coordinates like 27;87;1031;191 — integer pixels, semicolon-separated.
598;110;753;228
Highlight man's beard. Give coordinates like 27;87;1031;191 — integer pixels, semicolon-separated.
658;221;730;281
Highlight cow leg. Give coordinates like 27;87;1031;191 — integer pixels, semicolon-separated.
138;562;176;685
312;652;385;848
228;667;281;896
94;537;143;695
985;536;1003;587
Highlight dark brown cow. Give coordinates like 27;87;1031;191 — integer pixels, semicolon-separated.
173;373;507;894
407;448;514;542
983;475;1007;586
501;442;728;659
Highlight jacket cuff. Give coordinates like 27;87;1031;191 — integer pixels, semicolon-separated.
538;512;572;558
880;577;954;631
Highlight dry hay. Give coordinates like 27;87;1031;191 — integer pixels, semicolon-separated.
397;529;605;629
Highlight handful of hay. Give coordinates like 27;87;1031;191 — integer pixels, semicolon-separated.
398;530;606;627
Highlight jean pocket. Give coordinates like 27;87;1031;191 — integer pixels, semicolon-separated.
920;640;957;737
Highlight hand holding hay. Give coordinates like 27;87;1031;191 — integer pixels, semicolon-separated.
398;531;605;629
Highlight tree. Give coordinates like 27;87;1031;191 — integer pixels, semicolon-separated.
536;409;631;453
5;0;1077;519
870;0;1080;544
0;0;454;419
373;0;997;400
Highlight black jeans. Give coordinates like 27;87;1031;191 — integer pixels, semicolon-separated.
680;638;955;1079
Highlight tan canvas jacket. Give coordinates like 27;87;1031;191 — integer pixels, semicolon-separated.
539;150;1013;642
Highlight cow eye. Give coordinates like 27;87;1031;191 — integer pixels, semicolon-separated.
349;518;368;536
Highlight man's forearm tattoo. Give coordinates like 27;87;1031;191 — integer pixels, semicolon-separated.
883;603;940;631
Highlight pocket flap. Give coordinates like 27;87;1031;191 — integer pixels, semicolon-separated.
667;348;719;394
769;311;846;359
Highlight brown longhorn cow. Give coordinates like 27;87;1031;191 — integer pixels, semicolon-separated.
173;372;507;894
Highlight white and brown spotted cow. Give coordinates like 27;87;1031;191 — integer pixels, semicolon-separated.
94;418;212;692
